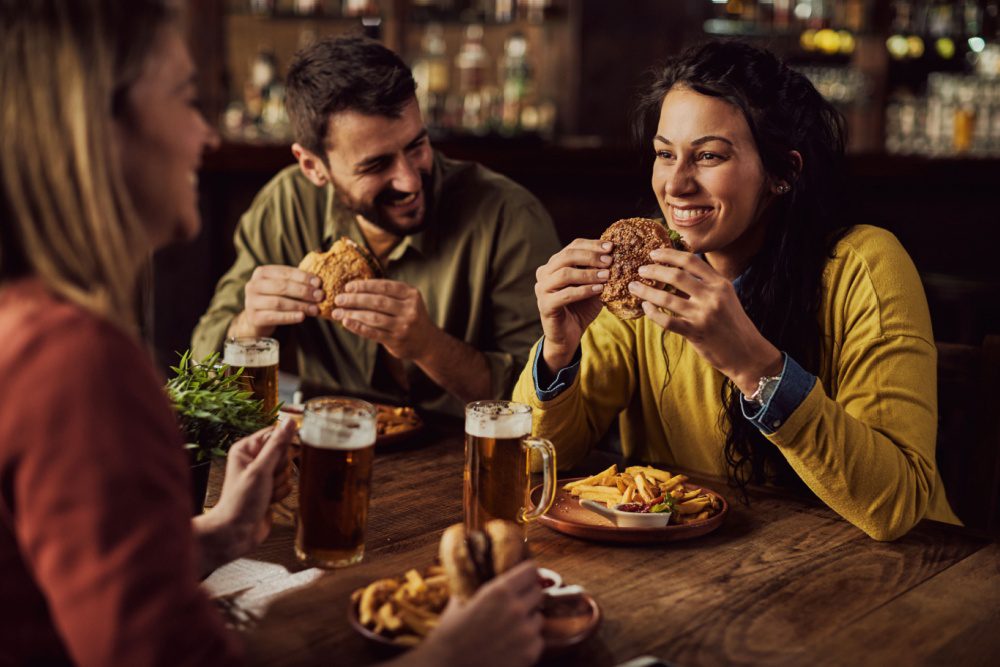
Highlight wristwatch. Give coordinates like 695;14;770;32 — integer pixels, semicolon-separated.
745;373;782;409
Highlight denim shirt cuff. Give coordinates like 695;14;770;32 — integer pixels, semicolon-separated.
532;337;582;402
740;353;816;435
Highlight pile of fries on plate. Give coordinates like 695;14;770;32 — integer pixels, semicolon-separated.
375;404;422;437
564;464;722;525
351;565;448;646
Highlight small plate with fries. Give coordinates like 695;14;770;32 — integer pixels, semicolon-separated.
530;464;728;543
349;565;449;649
374;403;424;446
349;565;601;653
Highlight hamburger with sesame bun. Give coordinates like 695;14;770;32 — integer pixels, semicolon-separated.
599;217;689;320
298;237;383;320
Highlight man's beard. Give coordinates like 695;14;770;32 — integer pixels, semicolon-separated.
334;171;434;237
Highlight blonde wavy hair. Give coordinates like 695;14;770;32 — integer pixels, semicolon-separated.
0;0;173;332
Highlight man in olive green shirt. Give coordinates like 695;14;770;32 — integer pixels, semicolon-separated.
192;36;558;417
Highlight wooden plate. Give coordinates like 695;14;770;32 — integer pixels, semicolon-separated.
530;477;728;543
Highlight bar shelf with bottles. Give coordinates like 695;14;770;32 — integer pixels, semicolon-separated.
220;0;568;144
701;1;1000;158
883;1;1000;157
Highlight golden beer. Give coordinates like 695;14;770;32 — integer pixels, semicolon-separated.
464;401;557;535
295;397;376;568
224;337;279;417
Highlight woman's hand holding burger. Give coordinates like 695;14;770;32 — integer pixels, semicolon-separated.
629;247;783;397
534;238;613;374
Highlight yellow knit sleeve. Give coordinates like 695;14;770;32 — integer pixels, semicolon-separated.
767;226;953;540
512;310;638;469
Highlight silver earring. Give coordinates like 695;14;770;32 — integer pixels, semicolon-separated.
776;184;791;194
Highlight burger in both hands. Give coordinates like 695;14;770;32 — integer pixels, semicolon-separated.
599;217;690;320
298;237;383;320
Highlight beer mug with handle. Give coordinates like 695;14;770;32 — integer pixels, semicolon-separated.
464;400;557;535
296;397;376;568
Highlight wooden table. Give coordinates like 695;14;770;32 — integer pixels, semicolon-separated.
206;422;1000;667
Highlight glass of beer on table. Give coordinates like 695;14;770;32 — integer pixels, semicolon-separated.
464;400;557;536
223;336;279;417
295;397;376;568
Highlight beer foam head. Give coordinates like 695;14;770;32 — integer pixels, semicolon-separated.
301;398;376;450
465;401;532;439
224;337;279;367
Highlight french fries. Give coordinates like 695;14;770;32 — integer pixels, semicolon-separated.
376;404;422;437
352;565;448;645
564;464;722;525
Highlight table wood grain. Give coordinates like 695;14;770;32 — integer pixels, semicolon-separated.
205;424;999;667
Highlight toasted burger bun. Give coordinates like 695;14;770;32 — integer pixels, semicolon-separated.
297;237;382;319
438;520;527;601
599;217;689;320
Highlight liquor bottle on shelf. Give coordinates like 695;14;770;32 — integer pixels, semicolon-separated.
223;49;290;142
294;0;320;15
412;23;450;133
342;0;378;17
493;0;515;23
499;31;531;134
454;24;495;134
247;0;274;15
518;0;548;24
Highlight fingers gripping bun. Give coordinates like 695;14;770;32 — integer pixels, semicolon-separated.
439;524;481;601
599;217;689;320
297;237;382;319
438;521;526;601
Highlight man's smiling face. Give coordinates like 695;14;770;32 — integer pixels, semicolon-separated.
322;98;433;237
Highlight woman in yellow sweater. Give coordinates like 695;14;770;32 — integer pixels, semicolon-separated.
513;41;958;540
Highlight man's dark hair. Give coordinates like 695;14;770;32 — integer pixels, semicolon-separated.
633;40;850;500
286;35;416;156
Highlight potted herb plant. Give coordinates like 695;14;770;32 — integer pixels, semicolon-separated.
166;350;278;512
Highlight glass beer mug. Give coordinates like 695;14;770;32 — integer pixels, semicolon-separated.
295;397;376;568
464;400;557;535
224;336;279;417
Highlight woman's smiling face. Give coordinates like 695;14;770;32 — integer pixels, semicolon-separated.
651;86;773;263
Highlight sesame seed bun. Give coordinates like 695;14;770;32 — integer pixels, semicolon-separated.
599;217;689;320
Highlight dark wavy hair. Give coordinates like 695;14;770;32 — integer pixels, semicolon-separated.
633;41;849;497
286;35;416;157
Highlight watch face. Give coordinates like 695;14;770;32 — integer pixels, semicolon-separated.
759;376;781;405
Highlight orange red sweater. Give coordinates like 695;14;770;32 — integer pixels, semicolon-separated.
0;279;241;666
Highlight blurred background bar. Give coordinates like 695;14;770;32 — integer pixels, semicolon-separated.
158;0;1000;372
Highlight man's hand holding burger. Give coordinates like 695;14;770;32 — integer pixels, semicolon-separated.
227;265;324;339
331;279;434;361
330;278;493;403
